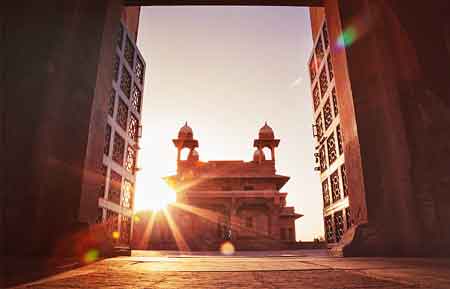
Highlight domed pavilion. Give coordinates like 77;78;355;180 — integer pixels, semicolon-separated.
134;122;302;251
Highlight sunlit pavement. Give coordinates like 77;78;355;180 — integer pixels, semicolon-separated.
11;250;450;289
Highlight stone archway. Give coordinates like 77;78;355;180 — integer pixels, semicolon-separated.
3;0;450;257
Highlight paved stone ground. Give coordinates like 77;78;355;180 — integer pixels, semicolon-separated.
10;250;450;289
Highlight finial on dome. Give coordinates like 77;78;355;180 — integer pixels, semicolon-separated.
259;122;275;139
178;121;194;140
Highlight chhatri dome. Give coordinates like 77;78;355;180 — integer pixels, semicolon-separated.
253;149;266;162
258;122;275;139
178;122;194;140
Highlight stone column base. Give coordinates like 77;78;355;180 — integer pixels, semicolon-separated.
330;223;387;257
331;223;450;257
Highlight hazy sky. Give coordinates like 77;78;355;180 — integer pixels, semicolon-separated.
135;6;324;241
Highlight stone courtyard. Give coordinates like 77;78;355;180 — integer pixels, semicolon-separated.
9;250;450;289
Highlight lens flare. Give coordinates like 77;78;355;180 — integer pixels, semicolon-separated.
83;249;99;263
337;27;358;49
220;241;235;256
112;231;120;239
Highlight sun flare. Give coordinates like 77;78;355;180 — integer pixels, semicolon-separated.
134;177;176;211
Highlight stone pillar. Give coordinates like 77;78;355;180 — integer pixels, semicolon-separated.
2;0;122;256
325;0;450;256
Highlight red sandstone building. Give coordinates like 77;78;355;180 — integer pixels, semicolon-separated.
132;123;302;250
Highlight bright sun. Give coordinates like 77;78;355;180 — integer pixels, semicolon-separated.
134;177;176;211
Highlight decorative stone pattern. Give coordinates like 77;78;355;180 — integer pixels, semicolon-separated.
327;132;337;165
336;125;343;155
124;36;135;67
109;170;122;204
125;145;136;174
104;124;111;156
108;89;116;117
331;170;341;203
309;57;316;83
122;179;134;209
332;88;338;116
322;22;329;49
128;113;139;141
120;66;132;98
319;68;328;98
120;215;132;244
322;179;330;207
135;57;145;85
112;132;125;166
341;164;348;197
309;19;348;244
319;145;327;173
100;21;146;249
315;37;324;65
117;98;128;131
131;84;142;113
334;210;344;242
323;98;333;130
100;165;107;199
327;54;333;81
324;215;334;243
312;84;320;112
316;113;323;141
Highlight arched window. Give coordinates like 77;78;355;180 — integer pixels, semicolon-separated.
262;147;272;160
179;147;190;160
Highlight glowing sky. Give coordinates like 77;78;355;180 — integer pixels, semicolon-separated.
135;6;324;241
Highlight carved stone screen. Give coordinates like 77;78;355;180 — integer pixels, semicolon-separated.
109;170;122;204
128;113;139;141
327;132;337;165
120;66;132;98
99;21;146;249
309;19;349;244
125;145;136;174
324;215;334;243
131;84;142;113
124;36;135;67
322;179;331;207
333;210;344;242
104;124;111;156
323;98;333;130
117;98;128;131
112;132;125;166
331;169;341;203
108;89;116;117
135;57;145;85
121;179;134;209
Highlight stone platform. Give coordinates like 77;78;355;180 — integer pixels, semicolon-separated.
9;250;450;289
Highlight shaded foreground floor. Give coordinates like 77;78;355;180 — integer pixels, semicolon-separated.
11;250;450;289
